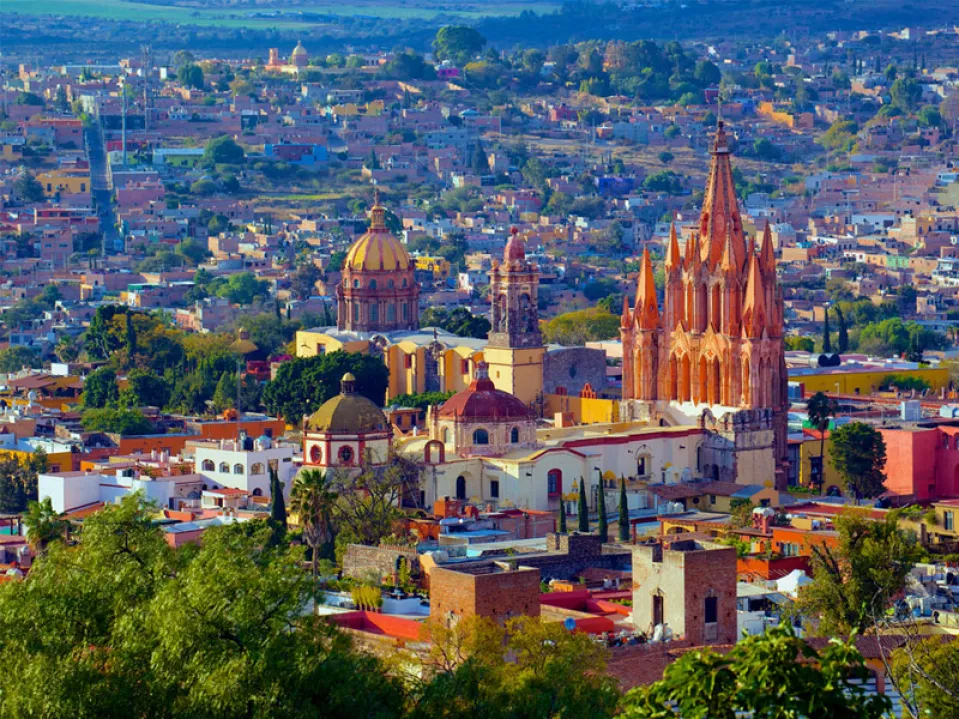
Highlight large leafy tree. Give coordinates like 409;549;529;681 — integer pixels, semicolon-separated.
0;453;45;513
433;26;487;65
82;366;120;408
620;624;890;718
891;636;959;718
81;408;153;436
794;509;923;636
262;350;389;423
24;497;67;553
203;135;244;165
829;422;887;498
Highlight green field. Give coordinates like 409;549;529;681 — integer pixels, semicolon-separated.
4;0;558;27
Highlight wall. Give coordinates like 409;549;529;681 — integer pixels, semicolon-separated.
795;367;949;396
544;394;620;424
38;472;100;513
880;427;939;502
430;564;541;623
797;436;843;496
543;347;609;396
342;543;419;582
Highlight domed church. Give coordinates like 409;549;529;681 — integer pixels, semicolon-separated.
336;194;420;333
302;373;393;469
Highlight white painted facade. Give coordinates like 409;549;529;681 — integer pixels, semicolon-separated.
39;469;205;513
193;437;296;498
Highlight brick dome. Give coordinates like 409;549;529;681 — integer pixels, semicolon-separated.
503;226;526;264
438;363;531;421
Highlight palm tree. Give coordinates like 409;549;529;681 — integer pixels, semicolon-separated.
806;392;839;494
25;497;67;553
289;468;338;590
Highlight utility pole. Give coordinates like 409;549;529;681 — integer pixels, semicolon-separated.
141;44;151;133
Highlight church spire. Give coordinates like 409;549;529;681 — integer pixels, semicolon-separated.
665;222;682;271
760;222;776;275
634;248;660;330
699;121;745;271
721;224;738;273
621;293;632;328
742;253;767;338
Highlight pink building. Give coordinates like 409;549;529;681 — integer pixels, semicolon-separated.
880;425;959;502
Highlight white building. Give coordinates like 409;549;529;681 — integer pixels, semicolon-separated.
39;468;205;514
193;432;296;499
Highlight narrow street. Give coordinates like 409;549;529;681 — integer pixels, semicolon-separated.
85;124;121;253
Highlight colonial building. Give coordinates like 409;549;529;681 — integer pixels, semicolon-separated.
621;122;788;488
337;197;420;333
301;373;393;470
485;228;546;409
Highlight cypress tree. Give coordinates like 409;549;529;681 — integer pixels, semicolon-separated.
558;503;567;533
822;307;832;354
577;477;589;532
596;478;608;543
618;477;630;542
125;313;137;358
835;305;848;353
269;465;287;527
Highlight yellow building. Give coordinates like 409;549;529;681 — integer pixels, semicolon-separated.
794;435;843;496
791;366;949;396
0;437;75;474
295;326;485;400
36;168;90;196
415;256;451;281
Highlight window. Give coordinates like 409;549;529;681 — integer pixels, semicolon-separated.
455;475;466;500
310;445;322;464
510;427;520;443
653;593;664;627
402;303;409;320
338;446;354;464
490;480;499;498
946;511;955;531
704;596;718;624
387;304;395;322
637;456;647;477
547;469;562;496
404;354;413;369
402;278;407;288
353;304;359;322
461;359;469;374
441;427;449;443
353;279;359;288
388;279;395;288
370;304;379;322
251;462;265;475
472;428;489;445
233;463;244;474
202;459;215;471
219;462;229;473
709;494;716;504
369;279;377;289
252;488;262;496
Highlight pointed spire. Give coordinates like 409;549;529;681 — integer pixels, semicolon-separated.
634;248;660;330
760;222;776;275
683;231;696;271
721;224;738;273
699;120;745;271
665;222;682;271
621;293;632;329
689;233;702;271
742;253;766;338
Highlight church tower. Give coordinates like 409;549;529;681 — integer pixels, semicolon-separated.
621;122;788;487
485;228;545;410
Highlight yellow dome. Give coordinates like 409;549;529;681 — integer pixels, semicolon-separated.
344;202;412;272
306;374;387;433
291;41;308;58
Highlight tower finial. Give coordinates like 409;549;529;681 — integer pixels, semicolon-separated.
373;186;381;207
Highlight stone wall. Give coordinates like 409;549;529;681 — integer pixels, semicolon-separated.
544;347;609;395
342;543;419;582
430;563;541;622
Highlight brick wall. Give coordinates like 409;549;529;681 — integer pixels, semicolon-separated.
342;543;419;582
430;563;541;623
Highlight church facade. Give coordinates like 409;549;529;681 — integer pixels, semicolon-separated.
620;123;789;488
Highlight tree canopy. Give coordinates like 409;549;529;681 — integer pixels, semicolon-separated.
829;422;887;498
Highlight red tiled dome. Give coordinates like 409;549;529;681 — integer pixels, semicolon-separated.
438;364;531;421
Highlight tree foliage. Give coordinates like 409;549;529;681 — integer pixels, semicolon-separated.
81;408;153;436
544;308;620;345
829;422;887;498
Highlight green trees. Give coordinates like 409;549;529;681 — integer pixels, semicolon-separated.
890;75;922;113
794;510;922;636
177;62;204;89
216;272;269;305
819;120;859;152
822;305;832;353
0;346;41;373
806;391;838;454
543;308;620;345
433;26;487;65
0;454;44;513
290;468;338;582
578;477;589;532
122;369;171;408
471;140;490;175
203;135;245;165
388;391;455;411
829;422;887;498
835;304;849;353
891;637;959;718
419;307;491;340
262;351;389;423
558;503;567;533
268;463;287;545
212;371;236;413
24;497;67;553
82;367;119;408
596;479;608;543
13;172;44;203
618;477;629;542
642;170;684;195
620;624;890;718
81;408;153;436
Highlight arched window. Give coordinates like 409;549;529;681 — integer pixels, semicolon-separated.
339;446;354;464
219;462;229;473
202;484;208;491
252;488;263;496
402;278;407;288
369;279;377;289
547;469;562;496
953;435;959;451
441;427;449;443
251;462;265;475
310;445;322;464
473;428;489;445
455;475;466;500
510;427;520;443
202;459;215;471
233;463;244;474
353;279;359;288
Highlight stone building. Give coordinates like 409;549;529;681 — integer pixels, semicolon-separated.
620;122;788;488
336;196;420;333
430;561;541;624
631;538;737;645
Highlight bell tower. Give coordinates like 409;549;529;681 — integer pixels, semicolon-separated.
485;228;545;410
